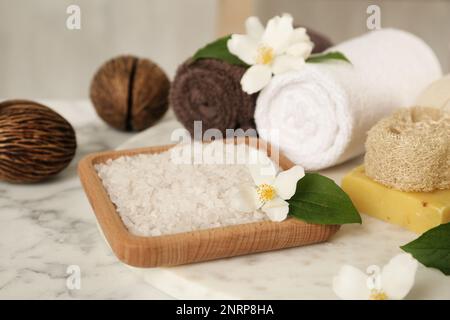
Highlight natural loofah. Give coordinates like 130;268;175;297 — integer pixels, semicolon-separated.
365;107;450;192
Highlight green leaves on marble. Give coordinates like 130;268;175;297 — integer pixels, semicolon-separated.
401;222;450;275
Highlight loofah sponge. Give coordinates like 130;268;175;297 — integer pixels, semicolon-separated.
365;107;450;192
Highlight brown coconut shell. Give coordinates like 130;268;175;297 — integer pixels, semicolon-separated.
89;55;170;132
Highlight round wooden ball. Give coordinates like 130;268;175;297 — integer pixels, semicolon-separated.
0;100;77;183
90;55;170;131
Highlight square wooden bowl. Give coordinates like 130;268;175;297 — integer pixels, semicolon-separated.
78;138;340;268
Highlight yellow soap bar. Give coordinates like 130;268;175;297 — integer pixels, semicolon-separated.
342;166;450;234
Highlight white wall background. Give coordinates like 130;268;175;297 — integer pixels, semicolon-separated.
256;0;450;73
0;0;448;99
0;0;218;99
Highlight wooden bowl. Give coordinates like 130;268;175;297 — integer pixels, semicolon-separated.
78;138;340;267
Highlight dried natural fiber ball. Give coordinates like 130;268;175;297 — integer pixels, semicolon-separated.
365;107;450;192
90;55;170;132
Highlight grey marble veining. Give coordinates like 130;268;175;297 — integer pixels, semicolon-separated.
0;100;171;299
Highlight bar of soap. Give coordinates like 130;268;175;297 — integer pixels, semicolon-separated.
342;166;450;234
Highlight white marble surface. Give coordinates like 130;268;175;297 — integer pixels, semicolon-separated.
1;100;449;299
122;131;450;300
0;100;172;299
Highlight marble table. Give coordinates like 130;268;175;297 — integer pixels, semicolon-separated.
0;101;171;299
1;100;449;299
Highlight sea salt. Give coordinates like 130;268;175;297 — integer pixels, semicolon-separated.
95;141;270;236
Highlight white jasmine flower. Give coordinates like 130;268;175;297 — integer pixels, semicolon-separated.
232;150;305;222
227;14;314;94
333;253;418;300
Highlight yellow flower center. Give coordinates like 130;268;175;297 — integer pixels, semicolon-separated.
257;183;276;202
370;290;388;300
256;46;274;65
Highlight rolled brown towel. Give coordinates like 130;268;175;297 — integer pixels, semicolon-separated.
307;28;333;53
170;58;257;138
170;28;332;138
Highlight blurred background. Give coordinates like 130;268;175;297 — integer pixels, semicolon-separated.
0;0;448;99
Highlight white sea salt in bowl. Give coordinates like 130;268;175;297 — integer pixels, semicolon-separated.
80;138;340;267
95;141;276;237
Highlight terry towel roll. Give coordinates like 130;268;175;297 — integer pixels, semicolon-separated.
171;28;333;138
170;59;257;137
255;29;442;170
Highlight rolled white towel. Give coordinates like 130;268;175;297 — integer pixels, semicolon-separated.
255;28;442;170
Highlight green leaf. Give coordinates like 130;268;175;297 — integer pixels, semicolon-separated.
401;222;450;275
306;51;352;64
192;35;249;67
288;173;361;225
